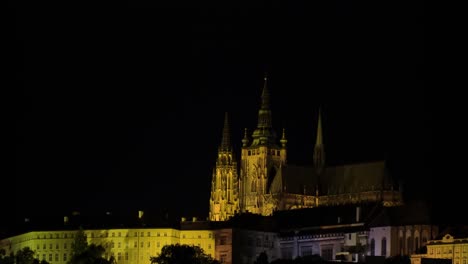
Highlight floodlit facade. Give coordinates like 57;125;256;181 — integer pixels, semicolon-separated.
411;233;468;264
0;227;215;264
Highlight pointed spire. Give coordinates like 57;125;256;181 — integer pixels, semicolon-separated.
314;108;325;173
315;108;323;147
256;74;273;129
220;112;231;151
261;74;270;110
242;128;249;147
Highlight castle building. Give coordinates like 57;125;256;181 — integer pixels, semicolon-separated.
209;75;403;219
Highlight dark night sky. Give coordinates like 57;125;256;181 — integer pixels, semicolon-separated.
12;4;440;229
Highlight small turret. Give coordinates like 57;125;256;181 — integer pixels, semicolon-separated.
280;128;287;148
242;128;249;147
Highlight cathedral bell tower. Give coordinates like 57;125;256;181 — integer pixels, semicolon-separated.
209;112;240;221
239;75;287;216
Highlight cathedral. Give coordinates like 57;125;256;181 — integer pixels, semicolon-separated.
209;76;403;221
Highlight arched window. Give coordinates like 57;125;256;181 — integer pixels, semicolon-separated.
400;237;404;255
251;180;256;192
382;237;387;256
407;237;413;254
371;239;375;256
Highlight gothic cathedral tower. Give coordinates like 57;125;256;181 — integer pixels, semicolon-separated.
209;112;240;221
239;76;288;216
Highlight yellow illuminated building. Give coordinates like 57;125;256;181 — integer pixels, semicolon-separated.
0;227;215;264
411;233;468;264
209;75;403;220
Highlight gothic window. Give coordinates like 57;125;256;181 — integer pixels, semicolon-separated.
407;237;412;254
371;239;375;256
400;237;404;255
382;237;387;256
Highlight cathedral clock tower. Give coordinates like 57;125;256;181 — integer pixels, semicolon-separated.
239;76;287;215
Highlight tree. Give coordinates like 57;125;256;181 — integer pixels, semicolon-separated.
0;247;49;264
71;227;88;260
68;227;114;264
15;247;35;264
150;244;220;264
0;249;14;264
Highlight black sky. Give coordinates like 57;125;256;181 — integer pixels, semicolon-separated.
13;4;438;229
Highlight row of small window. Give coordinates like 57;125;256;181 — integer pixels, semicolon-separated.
181;234;212;239
247;149;280;156
429;246;468;254
88;231;168;238
38;253;68;262
37;243;70;250
37;234;75;239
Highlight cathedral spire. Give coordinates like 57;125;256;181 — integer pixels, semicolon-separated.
314;108;325;173
220;112;231;151
257;74;272;129
250;74;277;146
316;108;323;147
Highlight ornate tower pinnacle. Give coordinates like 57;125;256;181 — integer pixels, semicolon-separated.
242;128;249;147
220;112;231;151
280;128;287;148
313;108;325;173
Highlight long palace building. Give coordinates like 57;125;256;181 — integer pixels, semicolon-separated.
209;76;403;221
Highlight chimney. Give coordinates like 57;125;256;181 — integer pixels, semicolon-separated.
356;206;361;222
337;216;341;224
181;217;186;222
192;217;197;222
64;216;69;225
138;210;144;219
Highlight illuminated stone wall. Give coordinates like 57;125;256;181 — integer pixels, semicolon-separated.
0;228;215;264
